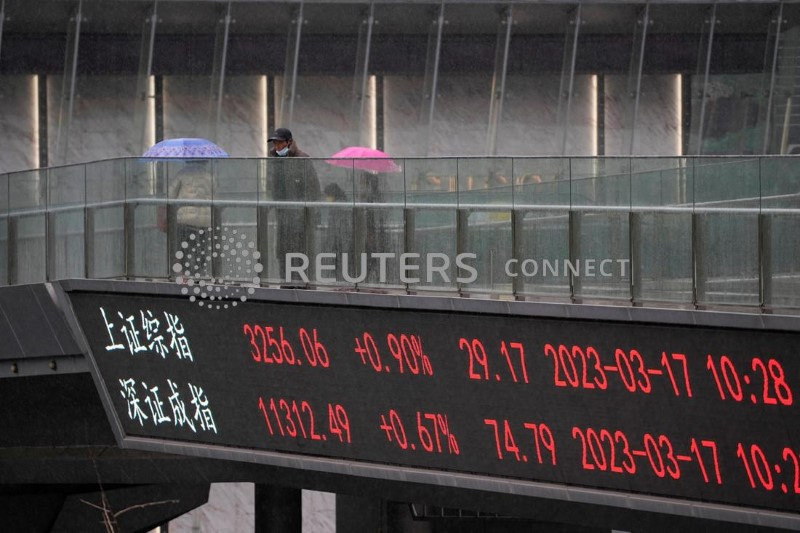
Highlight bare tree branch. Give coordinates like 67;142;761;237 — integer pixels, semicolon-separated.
80;452;180;532
79;498;107;512
114;499;180;519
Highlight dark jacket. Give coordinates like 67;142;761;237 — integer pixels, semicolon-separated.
268;141;321;203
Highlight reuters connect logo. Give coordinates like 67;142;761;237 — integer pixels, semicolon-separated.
172;227;263;310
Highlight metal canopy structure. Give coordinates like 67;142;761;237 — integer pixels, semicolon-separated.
1;0;799;172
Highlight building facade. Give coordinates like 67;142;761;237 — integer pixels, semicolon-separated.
1;0;799;174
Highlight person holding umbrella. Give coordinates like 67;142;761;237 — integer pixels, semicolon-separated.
147;138;228;280
267;128;320;283
326;146;401;283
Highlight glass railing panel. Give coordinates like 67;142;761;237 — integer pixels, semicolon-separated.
313;159;357;289
165;159;214;280
511;158;571;206
570;157;632;301
696;210;760;306
355;160;404;291
631;158;691;207
2;154;798;312
14;216;46;284
48;163;84;207
694;157;760;205
128;158;167;279
319;175;356;288
257;158;277;284
9;168;46;210
86;159;126;279
570;157;631;207
211;159;262;286
761;156;800;309
0;173;8;286
457;157;513;295
765;211;800;309
404;158;459;293
760;156;800;206
456;157;514;203
631;158;693;303
512;157;571;298
47;164;86;280
694;157;760;306
405;158;458;205
9;168;46;284
49;206;85;280
261;157;320;286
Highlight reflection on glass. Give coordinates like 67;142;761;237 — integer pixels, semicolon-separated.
606;75;682;156
164;76;212;141
693;157;760;306
384;76;426;158
499;76;563;155
48;75;141;165
279;76;362;158
765;4;800;154
129;160;166;279
458;158;513;295
631;158;692;303
215;77;268;157
430;76;492;157
698;74;765;155
401;158;458;292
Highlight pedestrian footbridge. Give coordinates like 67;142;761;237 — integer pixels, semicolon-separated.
1;156;799;532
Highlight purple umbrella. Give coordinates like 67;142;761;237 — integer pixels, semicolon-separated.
143;138;229;158
326;146;401;173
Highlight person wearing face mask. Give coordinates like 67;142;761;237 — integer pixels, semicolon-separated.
267;127;321;284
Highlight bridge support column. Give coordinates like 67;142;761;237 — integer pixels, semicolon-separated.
336;493;382;531
255;484;301;533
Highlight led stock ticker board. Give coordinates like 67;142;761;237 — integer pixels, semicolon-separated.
67;288;800;518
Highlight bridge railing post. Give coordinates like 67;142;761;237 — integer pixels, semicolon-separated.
691;212;705;308
404;207;415;294
568;210;582;303
304;205;316;286
629;211;641;305
456;208;470;296
511;209;523;299
257;205;270;284
84;206;95;280
759;212;772;310
7;216;17;285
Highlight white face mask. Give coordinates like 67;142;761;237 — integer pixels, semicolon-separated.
276;146;290;157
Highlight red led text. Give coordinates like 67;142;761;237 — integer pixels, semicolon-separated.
460;338;530;383
257;396;351;444
707;355;793;406
379;409;460;455
354;332;433;376
483;418;556;465
244;324;330;368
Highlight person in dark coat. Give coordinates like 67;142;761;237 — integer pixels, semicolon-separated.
267;128;321;283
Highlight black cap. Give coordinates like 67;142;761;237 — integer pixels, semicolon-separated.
268;127;293;142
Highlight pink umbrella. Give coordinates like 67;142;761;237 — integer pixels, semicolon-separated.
326;146;402;173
